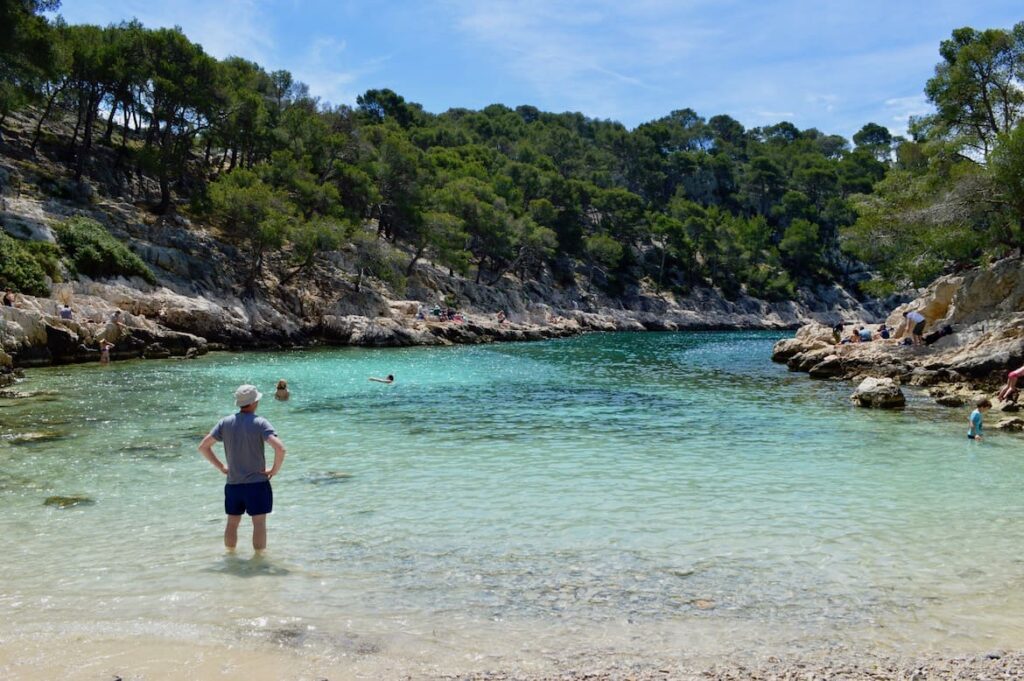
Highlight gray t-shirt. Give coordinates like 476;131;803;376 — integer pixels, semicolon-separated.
210;412;277;485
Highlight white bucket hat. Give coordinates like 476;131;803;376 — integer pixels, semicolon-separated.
234;384;263;407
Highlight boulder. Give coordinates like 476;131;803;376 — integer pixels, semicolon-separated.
772;337;807;362
851;377;906;409
142;343;170;359
808;355;845;379
908;369;942;387
995;418;1024;432
935;394;966;408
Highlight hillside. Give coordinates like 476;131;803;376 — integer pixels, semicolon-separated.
0;105;889;369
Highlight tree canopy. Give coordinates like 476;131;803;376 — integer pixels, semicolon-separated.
5;5;1013;301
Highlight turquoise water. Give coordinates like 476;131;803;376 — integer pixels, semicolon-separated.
2;331;1024;674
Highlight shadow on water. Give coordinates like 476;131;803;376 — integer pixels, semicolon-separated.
204;553;291;578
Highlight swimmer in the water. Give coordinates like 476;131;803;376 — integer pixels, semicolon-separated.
274;379;290;401
369;374;394;384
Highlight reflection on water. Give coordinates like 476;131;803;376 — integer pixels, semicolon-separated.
2;332;1024;673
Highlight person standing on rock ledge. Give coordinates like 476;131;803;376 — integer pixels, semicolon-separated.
198;385;287;552
903;309;927;346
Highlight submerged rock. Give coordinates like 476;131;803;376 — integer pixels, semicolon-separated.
44;495;95;508
851;377;906;409
305;471;354;485
3;430;66;444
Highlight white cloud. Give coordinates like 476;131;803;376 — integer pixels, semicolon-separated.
288;36;374;108
883;94;934;136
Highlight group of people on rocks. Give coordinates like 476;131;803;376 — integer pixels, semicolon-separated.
414;304;465;323
830;307;1024;443
833;308;936;348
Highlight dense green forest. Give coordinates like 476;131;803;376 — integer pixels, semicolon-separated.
1;0;1022;300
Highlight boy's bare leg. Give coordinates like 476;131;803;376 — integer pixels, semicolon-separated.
252;514;267;551
225;515;241;549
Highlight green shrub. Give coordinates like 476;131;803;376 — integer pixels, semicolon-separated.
0;233;51;296
54;217;156;284
23;241;62;282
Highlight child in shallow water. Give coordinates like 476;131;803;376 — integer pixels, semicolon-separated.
968;397;991;441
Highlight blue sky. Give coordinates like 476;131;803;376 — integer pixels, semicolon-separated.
54;1;1021;139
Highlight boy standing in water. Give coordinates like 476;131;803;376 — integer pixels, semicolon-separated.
968;398;991;441
198;385;287;551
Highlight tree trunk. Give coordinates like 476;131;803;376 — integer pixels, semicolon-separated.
405;244;426;276
157;172;171;213
75;91;101;182
120;102;132;150
31;82;65;152
103;98;119;144
68;93;85;154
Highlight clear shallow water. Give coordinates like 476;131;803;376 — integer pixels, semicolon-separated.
2;331;1024;675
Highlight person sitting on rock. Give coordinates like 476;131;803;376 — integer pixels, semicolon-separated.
496;310;508;325
59;304;73;320
874;323;890;340
3;289;16;307
998;364;1024;402
858;326;873;342
274;379;290;401
369;374;394;384
968;397;991;441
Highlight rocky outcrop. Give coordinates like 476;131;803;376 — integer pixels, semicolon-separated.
774;257;1024;413
995;417;1024;432
850;377;906;408
1;295;207;366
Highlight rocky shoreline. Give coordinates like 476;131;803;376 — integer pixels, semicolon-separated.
771;256;1024;429
0;280;805;374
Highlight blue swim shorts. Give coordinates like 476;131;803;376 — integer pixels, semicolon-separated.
224;481;273;516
